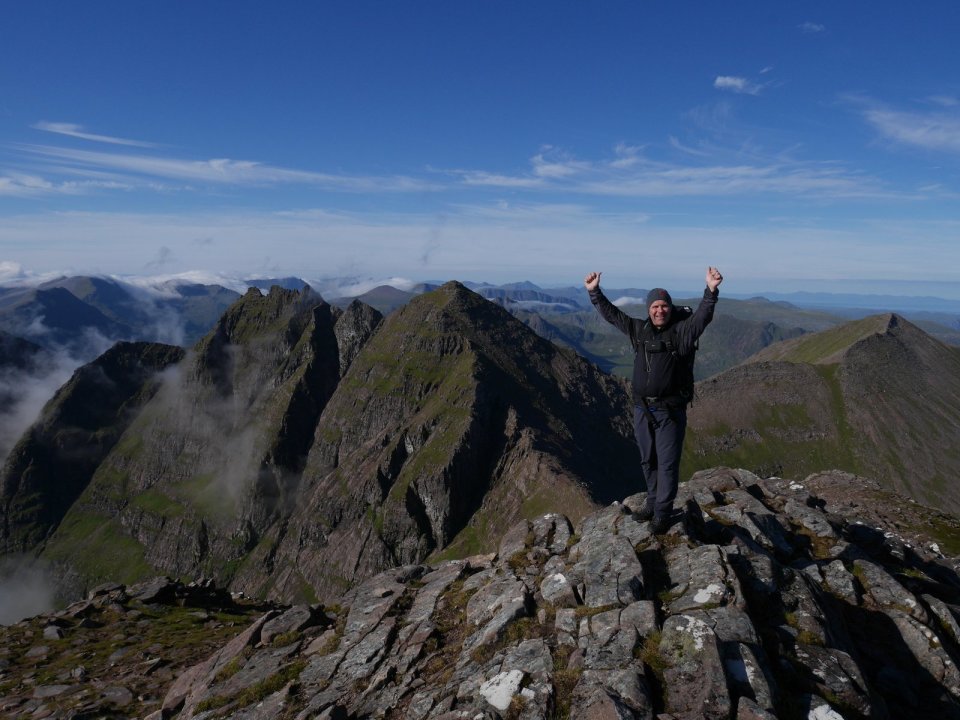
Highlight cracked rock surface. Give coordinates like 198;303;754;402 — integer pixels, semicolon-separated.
5;467;960;719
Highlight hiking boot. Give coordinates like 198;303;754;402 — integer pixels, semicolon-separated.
633;505;654;523
651;515;671;534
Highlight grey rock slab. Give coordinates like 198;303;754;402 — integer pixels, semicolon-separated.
540;572;580;608
924;594;960;645
822;560;858;603
659;613;732;720
886;608;960;695
32;685;74;699
569;670;653;719
580;608;634;670
736;696;779;720
499;519;531;560
663;544;739;614
782;498;838;539
42;626;64;640
699;605;759;644
578;503;624;538
503;638;553;678
101;685;135;707
465;585;531;650
406;561;466;626
724;642;776;713
723;488;772;516
569;532;644;608
616;514;654;547
127;576;178;604
555;608;577;635
339;616;397;680
854;559;927;622
210;641;301;700
478;668;524;711
260;604;318;645
792;644;873;718
466;577;529;627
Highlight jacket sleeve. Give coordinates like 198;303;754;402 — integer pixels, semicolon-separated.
675;287;719;353
588;288;643;348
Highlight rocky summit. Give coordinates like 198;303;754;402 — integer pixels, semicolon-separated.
6;466;960;719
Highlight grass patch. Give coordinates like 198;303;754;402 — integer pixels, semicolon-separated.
419;579;479;685
638;630;668;679
196;659;306;713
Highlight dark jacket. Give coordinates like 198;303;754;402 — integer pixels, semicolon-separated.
589;286;718;404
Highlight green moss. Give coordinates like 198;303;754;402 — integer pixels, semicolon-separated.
112;432;144;459
43;510;153;585
130;488;186;518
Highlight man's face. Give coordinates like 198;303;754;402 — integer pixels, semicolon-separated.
649;300;672;328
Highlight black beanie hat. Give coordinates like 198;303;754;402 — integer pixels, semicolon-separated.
646;288;673;307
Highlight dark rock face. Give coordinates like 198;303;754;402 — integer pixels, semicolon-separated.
248;281;638;603
103;467;958;719
0;341;185;554
0;330;44;371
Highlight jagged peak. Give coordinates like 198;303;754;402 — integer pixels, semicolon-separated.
747;311;933;366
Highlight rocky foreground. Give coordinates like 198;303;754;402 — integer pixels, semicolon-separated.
4;467;960;719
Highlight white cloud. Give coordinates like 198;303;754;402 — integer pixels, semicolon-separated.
5;205;957;294
531;150;587;178
457;170;545;188
32;121;158;148
927;95;959;108
15;144;441;193
0;260;25;281
864;107;960;154
714;76;763;96
799;22;826;34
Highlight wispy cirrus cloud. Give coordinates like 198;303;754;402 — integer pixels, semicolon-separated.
14;143;440;193
863;106;960;154
453;145;891;200
0;171;130;197
32;121;158;147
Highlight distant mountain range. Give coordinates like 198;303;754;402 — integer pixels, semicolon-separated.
0;275;958;612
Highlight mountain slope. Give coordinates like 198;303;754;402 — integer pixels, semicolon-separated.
36;286;374;600
30;282;639;606
236;281;638;602
0;341;185;554
685;313;960;513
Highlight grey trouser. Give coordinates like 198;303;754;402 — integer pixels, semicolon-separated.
633;404;687;518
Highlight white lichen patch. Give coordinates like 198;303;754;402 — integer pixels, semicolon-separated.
479;669;525;711
693;583;725;604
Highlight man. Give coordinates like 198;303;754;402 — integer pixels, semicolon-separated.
584;267;723;532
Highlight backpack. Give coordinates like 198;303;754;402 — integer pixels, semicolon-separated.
632;305;698;405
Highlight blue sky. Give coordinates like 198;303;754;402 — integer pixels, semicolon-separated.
1;1;959;297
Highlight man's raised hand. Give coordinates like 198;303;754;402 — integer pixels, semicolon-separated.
584;271;602;292
706;266;723;292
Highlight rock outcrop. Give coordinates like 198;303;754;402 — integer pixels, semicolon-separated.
0;577;280;719
6;467;948;719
